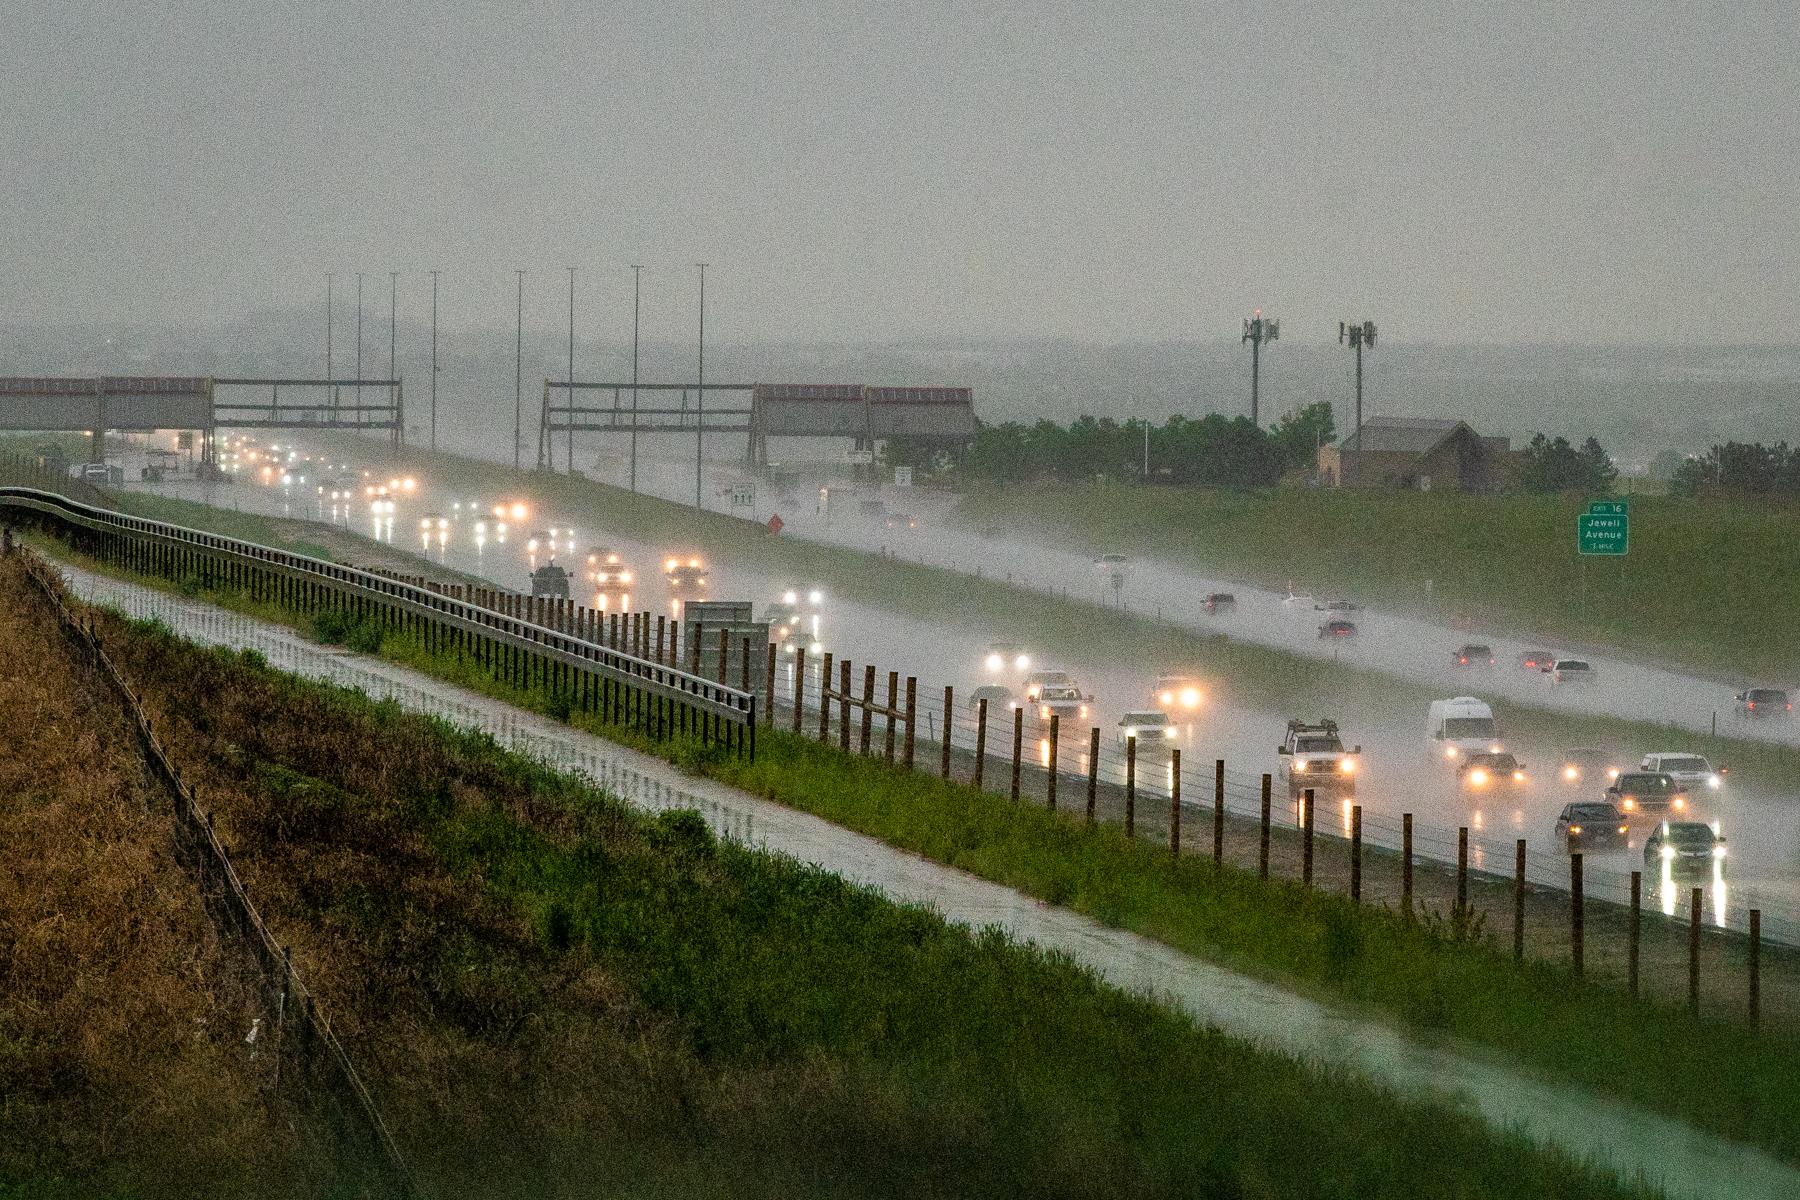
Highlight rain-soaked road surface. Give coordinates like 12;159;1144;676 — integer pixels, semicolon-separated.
57;560;1800;1200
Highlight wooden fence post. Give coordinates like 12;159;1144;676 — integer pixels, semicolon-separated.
859;663;876;755
1009;705;1023;800
1456;827;1469;921
903;676;917;770
1349;804;1362;902
765;641;778;727
973;698;988;790
1124;736;1137;837
1046;713;1059;811
1628;870;1641;998
1085;727;1099;823
817;651;833;740
1258;774;1271;879
1688;886;1702;1017
1570;852;1585;978
1212;759;1225;866
1402;814;1414;918
940;685;954;779
793;647;807;734
1301;787;1315;886
1169;748;1181;858
883;670;898;763
1750;908;1762;1030
1514;839;1527;962
839;659;853;752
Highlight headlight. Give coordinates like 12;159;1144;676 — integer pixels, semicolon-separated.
1444;746;1459;759
1160;691;1175;706
1621;797;1635;811
1617;825;1627;835
1179;687;1201;708
1707;774;1722;789
1339;758;1356;774
1673;796;1686;811
1660;845;1676;859
1469;769;1488;786
1163;726;1177;740
1123;727;1137;739
1293;760;1308;773
1016;654;1031;670
1040;706;1051;719
1563;766;1579;781
985;653;1003;671
1607;767;1620;780
619;571;632;583
1512;770;1525;782
1569;825;1583;835
1489;744;1503;754
1713;845;1729;858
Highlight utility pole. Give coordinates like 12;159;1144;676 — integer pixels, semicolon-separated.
389;271;398;440
1241;309;1278;426
514;269;525;471
695;262;707;511
356;272;364;410
429;270;439;452
1142;420;1150;480
566;266;576;474
325;274;334;414
630;264;642;493
1338;319;1377;438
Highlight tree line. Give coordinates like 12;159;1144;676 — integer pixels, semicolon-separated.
1670;443;1800;498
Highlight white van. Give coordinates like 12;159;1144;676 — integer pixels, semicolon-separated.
1427;697;1501;763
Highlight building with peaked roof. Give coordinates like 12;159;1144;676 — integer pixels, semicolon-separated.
1317;416;1513;491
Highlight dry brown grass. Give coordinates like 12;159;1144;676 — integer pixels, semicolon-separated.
0;557;330;1197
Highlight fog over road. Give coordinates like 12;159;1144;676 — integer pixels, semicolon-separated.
121;444;1800;933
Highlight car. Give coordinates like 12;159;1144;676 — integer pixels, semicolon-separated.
1736;687;1792;717
1277;719;1360;798
1154;675;1205;713
983;643;1032;674
529;561;571;599
1557;747;1622;787
1459;751;1527;790
1556;802;1629;851
968;684;1018;713
585;548;635;608
1117;709;1176;752
664;556;708;590
1453;643;1496;668
1643;821;1727;877
764;587;824;655
1427;696;1502;762
1035;685;1090;723
1605;771;1688;816
883;512;918;531
1023;670;1075;702
1550;658;1595;685
1517;650;1556;672
1204;592;1236;614
1319;618;1358;639
1638;752;1723;795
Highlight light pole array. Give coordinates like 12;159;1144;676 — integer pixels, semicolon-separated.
388;271;398;423
630;264;642;494
1338;320;1377;438
514;269;525;471
355;272;364;409
566;266;577;474
1241;309;1278;426
429;270;439;452
695;262;707;511
325;274;334;413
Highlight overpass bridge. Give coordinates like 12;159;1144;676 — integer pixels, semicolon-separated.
0;375;403;465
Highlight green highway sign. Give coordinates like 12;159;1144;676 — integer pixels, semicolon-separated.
1578;512;1629;556
1588;500;1629;516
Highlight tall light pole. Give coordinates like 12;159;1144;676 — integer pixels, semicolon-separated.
1241;310;1277;426
388;271;398;436
355;272;364;409
514;269;525;471
429;270;439;451
325;274;334;413
695;262;707;511
566;266;576;474
1338;319;1377;438
630;264;642;493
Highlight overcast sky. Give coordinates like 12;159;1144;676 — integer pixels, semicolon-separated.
3;1;1795;346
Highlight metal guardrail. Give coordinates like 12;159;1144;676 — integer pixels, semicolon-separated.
0;485;757;757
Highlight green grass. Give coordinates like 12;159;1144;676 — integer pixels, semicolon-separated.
85;609;1661;1200
49;530;1800;1174
950;481;1800;682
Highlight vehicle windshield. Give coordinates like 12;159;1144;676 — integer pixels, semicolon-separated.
1471;754;1518;771
1295;737;1341;753
1443;717;1496;738
1041;686;1082;702
1461;645;1491;655
1617;774;1675;794
1557;661;1591;671
1123;712;1168;727
1569;804;1620;821
1658;756;1710;773
1663;823;1716;845
1748;689;1787;703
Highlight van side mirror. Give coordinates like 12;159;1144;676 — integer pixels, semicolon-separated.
1353;745;1363;754
1277;746;1291;755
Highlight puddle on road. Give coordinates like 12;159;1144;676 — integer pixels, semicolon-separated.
60;564;1800;1200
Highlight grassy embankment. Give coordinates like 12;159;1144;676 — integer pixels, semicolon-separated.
49;588;1662;1200
0;559;350;1199
40;524;1800;1174
951;482;1800;683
